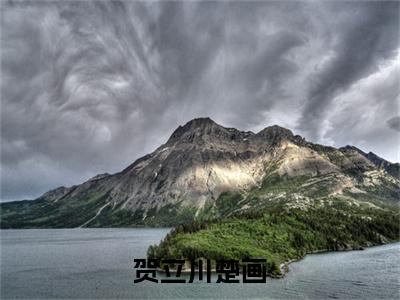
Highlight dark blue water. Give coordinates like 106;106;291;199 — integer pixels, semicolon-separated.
1;229;399;299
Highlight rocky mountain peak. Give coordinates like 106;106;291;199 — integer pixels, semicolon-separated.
166;118;300;146
166;117;230;144
180;117;219;131
340;145;365;154
257;125;294;142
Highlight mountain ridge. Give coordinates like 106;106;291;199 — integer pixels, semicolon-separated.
1;117;399;228
339;145;399;178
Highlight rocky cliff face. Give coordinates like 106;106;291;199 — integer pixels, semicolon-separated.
1;118;399;228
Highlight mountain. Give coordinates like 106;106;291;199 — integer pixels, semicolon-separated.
1;117;399;228
340;145;400;178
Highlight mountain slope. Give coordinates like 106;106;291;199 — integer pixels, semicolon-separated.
1;118;399;228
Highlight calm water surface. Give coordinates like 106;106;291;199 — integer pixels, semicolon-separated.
1;229;399;299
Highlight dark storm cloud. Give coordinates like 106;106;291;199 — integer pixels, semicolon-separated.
297;1;399;140
387;116;400;132
1;1;399;201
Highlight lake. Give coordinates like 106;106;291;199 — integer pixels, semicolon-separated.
1;228;399;299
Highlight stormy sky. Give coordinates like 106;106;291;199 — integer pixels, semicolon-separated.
1;1;399;201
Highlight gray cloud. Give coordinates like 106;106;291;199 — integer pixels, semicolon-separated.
297;1;399;140
1;1;399;201
387;116;400;132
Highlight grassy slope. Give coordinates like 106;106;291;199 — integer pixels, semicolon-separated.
0;191;109;228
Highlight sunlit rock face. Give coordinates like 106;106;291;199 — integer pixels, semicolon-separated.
108;118;277;210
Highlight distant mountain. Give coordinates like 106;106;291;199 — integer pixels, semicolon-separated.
1;117;399;228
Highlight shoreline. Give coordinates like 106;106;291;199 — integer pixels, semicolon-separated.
155;241;398;279
278;242;391;277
